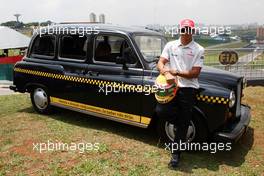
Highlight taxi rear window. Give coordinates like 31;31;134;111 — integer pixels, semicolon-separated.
31;35;55;59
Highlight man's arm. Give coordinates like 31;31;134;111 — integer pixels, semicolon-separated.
158;42;171;74
157;57;170;74
170;67;202;79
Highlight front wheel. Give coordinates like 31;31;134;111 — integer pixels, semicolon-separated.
30;87;53;114
157;113;208;143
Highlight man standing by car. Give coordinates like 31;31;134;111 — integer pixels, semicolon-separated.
157;19;204;169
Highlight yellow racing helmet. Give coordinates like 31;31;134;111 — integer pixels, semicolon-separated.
155;74;178;104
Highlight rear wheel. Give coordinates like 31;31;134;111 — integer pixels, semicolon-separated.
30;87;53;114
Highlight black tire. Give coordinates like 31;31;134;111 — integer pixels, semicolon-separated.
30;87;53;114
156;113;208;143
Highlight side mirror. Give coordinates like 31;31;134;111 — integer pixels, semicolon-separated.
116;48;132;70
116;56;128;70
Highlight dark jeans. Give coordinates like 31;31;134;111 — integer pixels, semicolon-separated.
156;87;197;154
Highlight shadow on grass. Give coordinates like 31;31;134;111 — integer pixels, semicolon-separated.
178;127;254;173
19;107;159;146
19;106;254;173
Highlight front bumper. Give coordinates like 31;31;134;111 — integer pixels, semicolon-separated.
215;104;251;142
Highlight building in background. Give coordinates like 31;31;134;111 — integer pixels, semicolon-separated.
89;13;106;23
89;13;96;23
0;26;30;80
99;14;105;23
256;26;264;44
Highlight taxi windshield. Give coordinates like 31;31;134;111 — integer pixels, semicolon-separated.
134;35;167;63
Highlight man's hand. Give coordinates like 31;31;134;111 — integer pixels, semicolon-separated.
160;67;170;75
164;72;175;84
172;67;201;79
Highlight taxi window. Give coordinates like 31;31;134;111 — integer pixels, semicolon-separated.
94;35;137;64
59;35;88;61
31;35;55;58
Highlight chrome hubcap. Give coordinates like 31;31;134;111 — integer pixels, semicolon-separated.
165;120;196;142
33;88;48;110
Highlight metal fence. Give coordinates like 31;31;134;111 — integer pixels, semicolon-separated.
204;48;264;84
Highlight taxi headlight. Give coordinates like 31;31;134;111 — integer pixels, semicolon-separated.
229;91;236;108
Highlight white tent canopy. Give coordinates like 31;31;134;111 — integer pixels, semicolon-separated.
0;26;30;50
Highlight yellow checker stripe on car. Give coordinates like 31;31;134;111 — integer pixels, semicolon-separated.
14;68;230;105
50;97;151;125
196;94;229;105
14;68;154;93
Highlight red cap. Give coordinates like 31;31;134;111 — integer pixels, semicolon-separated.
180;19;195;29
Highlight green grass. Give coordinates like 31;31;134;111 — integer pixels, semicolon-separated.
0;88;264;175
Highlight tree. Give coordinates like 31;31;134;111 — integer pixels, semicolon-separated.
1;21;24;29
24;22;39;27
40;20;53;26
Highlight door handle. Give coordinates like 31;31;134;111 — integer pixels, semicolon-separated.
87;71;99;76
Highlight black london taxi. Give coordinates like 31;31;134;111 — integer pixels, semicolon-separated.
10;24;251;143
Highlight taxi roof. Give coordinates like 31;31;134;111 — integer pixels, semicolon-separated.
38;23;163;36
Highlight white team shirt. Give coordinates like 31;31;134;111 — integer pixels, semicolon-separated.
160;39;204;89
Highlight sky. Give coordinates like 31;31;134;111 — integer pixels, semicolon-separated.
1;0;263;26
